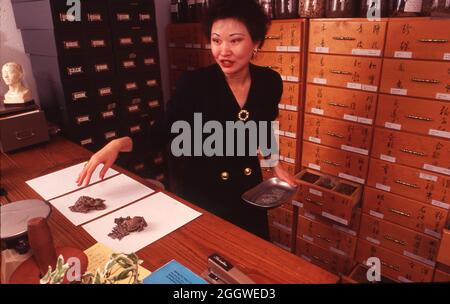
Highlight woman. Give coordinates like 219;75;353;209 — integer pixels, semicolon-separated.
77;0;296;240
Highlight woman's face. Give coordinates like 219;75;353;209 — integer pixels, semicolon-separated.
2;65;21;86
210;18;259;77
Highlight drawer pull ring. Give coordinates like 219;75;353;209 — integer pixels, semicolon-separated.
389;208;411;218
384;235;407;246
330;70;352;75
395;179;419;189
323;160;341;167
405;115;433;122
326;131;344;139
305;198;323;206
328;102;348;108
400;148;426;157
265;35;281;40
333;36;355;41
418;39;448;43
411;77;440;84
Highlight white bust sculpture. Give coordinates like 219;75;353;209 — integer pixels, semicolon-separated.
2;62;33;106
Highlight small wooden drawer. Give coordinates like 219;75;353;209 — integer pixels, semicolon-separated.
305;84;377;125
303;114;373;156
277;109;300;139
260;19;304;53
359;214;440;267
380;59;450;101
437;229;450;266
363;187;449;239
268;207;294;231
371;127;450;175
367;158;450;209
341;264;396;284
252;52;302;82
185;49;202;71
279;136;298;165
434;269;450;283
298;214;358;259
167;23;192;48
302;141;369;185
294;169;362;226
309;19;387;57
280;82;302;111
297;206;362;239
269;224;292;251
385;18;450;61
296;238;355;276
199;49;216;68
375;94;450;140
355;239;435;282
307;54;382;92
168;48;188;71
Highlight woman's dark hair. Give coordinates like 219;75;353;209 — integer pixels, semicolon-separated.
202;0;271;48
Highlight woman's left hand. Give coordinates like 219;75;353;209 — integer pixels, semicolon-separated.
273;163;297;187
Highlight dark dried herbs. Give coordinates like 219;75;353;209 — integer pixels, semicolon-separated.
69;196;106;213
108;216;148;240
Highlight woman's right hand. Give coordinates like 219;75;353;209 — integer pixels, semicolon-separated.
76;137;132;187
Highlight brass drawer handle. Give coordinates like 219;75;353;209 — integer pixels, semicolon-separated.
400;148;426;157
389;208;411;218
312;255;330;264
384;235;407;246
333;36;355;41
395;179;419;189
15;129;36;141
323;160;341;167
316;234;332;243
265;65;281;70
411;77;440;84
265;35;281;40
305;197;323;206
405;115;433;122
381;261;400;272
418;39;448;43
326;131;344;139
330;70;352;75
328;102;348;108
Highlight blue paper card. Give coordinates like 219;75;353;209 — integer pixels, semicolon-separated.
143;259;208;284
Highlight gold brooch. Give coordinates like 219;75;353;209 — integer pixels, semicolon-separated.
238;109;250;122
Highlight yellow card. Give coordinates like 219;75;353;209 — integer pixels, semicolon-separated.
84;243;151;284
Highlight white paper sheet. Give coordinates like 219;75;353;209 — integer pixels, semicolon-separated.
49;174;155;226
26;162;119;200
82;192;202;253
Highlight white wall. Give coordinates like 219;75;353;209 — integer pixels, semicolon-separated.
0;0;40;104
0;0;171;106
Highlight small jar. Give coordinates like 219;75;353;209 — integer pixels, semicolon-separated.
360;0;390;18
389;0;428;17
430;0;450;16
274;0;300;19
299;0;326;17
258;0;275;19
325;0;357;18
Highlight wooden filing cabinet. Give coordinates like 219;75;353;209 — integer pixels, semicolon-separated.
375;94;450;140
371;127;450;174
305;84;377;125
298;214;358;259
252;52;302;82
302;141;369;185
307;54;382;92
380;59;450;101
260;19;304;53
297;238;355;276
309;19;387;57
355;239;435;283
359;214;440;266
384;18;450;61
303;114;373;155
294;169;362;226
367;158;450;209
363;187;449;239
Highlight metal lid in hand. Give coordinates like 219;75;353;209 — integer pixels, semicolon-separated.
0;199;51;240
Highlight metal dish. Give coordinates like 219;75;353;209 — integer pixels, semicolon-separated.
242;177;298;209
